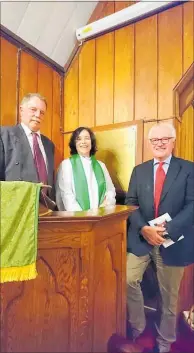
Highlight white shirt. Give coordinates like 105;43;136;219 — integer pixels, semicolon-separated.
56;155;116;211
21;122;48;169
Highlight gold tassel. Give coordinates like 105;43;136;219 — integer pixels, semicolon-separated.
0;262;37;283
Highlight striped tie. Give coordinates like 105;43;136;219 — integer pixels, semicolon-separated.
32;132;48;185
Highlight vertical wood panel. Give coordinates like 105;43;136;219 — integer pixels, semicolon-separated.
98;1;115;20
143;121;156;161
114;25;134;123
183;1;194;73
20;51;38;102
115;2;135;12
135;16;157;120
96;32;114;126
64;58;79;132
0;38;18;126
79;40;95;127
37;62;53;138
51;72;63;169
95;1;114;126
158;6;183;119
63;133;71;159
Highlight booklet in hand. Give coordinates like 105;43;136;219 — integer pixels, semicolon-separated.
148;213;184;248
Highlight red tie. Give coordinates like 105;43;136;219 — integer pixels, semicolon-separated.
154;162;166;218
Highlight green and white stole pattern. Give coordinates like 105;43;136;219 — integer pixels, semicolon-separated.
70;154;106;210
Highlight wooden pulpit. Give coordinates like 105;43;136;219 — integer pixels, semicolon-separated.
1;205;136;353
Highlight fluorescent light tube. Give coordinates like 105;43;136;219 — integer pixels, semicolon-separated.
76;1;176;42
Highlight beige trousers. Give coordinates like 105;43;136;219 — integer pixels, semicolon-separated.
126;247;184;353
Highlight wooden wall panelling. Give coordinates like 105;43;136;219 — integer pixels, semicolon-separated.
0;38;18;126
114;25;134;123
19;51;38;102
183;1;194;73
37;61;53;139
96;32;114;126
64;58;79;133
79;40;95;128
114;1;136;12
51;72;64;169
99;1;115;18
64;133;72;159
158;5;183;119
135;16;158;121
143;121;156;161
88;1;108;23
95;1;114;127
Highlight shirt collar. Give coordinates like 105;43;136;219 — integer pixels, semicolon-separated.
154;154;172;166
80;155;91;162
21;122;41;137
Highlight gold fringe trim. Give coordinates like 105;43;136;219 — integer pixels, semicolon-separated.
0;262;37;283
39;209;52;217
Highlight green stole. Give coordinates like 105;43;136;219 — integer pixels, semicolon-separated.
70;154;106;210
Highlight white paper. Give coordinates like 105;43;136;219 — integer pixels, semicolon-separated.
148;213;184;248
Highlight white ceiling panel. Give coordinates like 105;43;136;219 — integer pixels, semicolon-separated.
1;2;30;33
1;1;98;68
35;2;77;57
51;1;97;66
17;2;56;45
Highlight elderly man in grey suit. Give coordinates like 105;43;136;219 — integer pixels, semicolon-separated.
0;93;55;200
125;123;194;353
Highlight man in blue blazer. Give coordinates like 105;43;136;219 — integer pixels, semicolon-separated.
125;123;194;353
0;93;55;200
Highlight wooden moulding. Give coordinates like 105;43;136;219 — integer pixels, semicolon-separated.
173;62;194;121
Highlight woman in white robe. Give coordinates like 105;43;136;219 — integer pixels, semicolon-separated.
56;127;116;211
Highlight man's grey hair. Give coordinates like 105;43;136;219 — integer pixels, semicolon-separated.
148;122;176;140
20;93;47;108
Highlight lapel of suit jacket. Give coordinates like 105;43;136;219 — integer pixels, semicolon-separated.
13;124;34;161
160;156;181;204
13;125;38;181
144;159;155;212
41;135;53;187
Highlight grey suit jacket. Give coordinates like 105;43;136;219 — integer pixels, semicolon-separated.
125;156;194;266
0;124;55;199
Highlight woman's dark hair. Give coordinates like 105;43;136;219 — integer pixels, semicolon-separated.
69;127;97;156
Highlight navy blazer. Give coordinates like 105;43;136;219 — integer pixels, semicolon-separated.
0;124;55;199
125;156;194;266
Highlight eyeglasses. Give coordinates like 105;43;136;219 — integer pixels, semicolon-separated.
29;107;45;117
149;137;174;145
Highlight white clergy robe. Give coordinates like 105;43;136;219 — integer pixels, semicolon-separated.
56;155;116;211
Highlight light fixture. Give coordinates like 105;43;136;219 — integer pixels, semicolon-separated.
76;1;180;42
